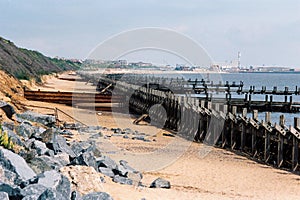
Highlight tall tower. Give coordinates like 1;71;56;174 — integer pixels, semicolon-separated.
237;51;241;69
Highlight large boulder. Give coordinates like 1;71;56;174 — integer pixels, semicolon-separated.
82;192;113;200
16;111;56;127
60;166;104;196
60;165;105;197
15;121;36;140
69;151;97;170
0;148;36;185
31;127;47;140
52;135;76;157
71;141;99;157
32;140;50;156
40;128;55;144
36;170;71;199
29;155;65;174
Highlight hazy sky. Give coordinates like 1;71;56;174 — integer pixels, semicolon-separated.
1;0;300;67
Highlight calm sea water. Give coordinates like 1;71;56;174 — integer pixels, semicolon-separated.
150;72;300;126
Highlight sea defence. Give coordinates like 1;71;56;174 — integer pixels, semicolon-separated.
91;73;300;173
24;72;300;173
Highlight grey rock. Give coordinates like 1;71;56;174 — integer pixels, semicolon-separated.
36;170;61;187
22;194;40;200
32;140;49;156
115;161;142;183
56;175;71;198
123;135;129;139
71;191;82;200
40;129;54;145
70;141;97;157
37;188;66;200
37;170;71;199
89;133;101;139
19;176;39;189
52;135;76;157
79;126;102;133
119;160;136;172
111;128;121;134
100;177;105;183
112;175;133;185
2;122;15;131
21;184;47;197
149;178;171;189
15;121;35;140
96;156;117;170
114;165;128;177
127;171;143;183
29;155;64;174
122;128;134;134
0;182;22;199
17;111;56;127
82;192;113;200
63;122;82;130
98;167;114;178
31;127;47;140
0;148;36;183
0;166;17;186
24;138;36;149
69;151;97;169
54;153;70;166
0;192;9;200
0;101;15;119
132;135;145;141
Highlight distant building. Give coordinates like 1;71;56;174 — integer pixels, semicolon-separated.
129;62;152;67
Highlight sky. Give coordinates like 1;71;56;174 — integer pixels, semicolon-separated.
1;0;300;67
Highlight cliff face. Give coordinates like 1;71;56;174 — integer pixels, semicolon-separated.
0;37;81;81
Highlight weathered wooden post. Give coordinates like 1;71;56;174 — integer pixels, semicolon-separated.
263;112;272;162
291;118;300;171
250;110;259;157
276;115;285;168
240;108;248;151
270;95;273;111
230;106;237;149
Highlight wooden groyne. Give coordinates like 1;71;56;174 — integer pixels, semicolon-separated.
92;74;300;113
90;74;300;173
24;89;119;111
24;73;300;172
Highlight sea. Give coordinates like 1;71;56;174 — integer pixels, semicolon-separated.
148;72;300;126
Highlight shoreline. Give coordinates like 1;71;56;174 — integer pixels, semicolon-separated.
18;72;300;199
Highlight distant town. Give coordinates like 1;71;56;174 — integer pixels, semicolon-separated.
56;57;299;73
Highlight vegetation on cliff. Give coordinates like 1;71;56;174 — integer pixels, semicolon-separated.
0;37;81;81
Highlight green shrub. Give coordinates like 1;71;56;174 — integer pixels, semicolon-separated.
0;125;14;150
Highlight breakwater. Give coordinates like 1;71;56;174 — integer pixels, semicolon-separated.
89;73;300;173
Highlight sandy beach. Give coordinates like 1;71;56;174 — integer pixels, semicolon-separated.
22;72;300;200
